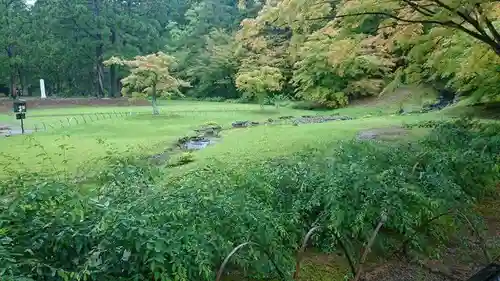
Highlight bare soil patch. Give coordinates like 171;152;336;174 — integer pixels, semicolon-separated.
357;126;409;140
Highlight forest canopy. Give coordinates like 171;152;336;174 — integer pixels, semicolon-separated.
0;0;499;107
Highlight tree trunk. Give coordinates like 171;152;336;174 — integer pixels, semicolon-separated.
96;45;105;98
109;28;117;98
9;70;15;99
7;46;15;99
151;83;159;115
110;64;117;98
17;67;24;96
93;0;105;98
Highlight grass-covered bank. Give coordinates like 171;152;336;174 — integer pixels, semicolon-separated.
1;119;499;281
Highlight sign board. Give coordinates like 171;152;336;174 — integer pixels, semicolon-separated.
13;100;27;132
13;100;27;113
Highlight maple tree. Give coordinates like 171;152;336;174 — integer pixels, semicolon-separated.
104;52;189;114
233;0;500;105
327;0;500;56
235;66;284;106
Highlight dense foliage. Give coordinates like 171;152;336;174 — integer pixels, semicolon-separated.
1;0;499;106
1;120;499;280
104;53;189;114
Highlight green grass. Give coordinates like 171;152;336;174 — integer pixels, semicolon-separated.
171;114;439;175
0;100;446;178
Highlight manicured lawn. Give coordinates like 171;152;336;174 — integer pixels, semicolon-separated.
171;113;442;175
0;102;311;176
0;100;445;178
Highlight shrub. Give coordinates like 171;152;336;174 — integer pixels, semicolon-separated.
224;97;253;104
203;96;226;102
167;152;195;167
290;100;333;110
1;119;499;281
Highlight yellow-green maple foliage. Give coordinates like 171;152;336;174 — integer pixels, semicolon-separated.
235;66;284;105
235;0;397;107
104;52;190;114
234;0;500;106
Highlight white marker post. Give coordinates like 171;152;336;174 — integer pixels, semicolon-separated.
40;79;46;99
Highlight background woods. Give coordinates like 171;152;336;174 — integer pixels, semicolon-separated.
0;0;499;106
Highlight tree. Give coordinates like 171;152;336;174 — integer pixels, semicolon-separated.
104;52;189;114
318;0;500;56
235;66;283;107
183;29;241;98
0;0;28;97
164;0;259;99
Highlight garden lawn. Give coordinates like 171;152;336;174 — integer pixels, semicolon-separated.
0;101;316;177
0;100;445;178
169;113;443;176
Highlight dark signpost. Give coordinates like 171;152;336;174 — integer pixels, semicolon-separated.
13;100;27;134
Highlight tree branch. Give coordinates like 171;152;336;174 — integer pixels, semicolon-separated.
306;11;455;26
476;4;500;44
430;0;489;37
402;0;436;17
449;21;500;53
306;9;500;54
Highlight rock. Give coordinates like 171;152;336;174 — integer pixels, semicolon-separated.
195;126;222;137
339;116;353;120
232;121;250;128
278;116;294;120
250;121;260;126
267;118;274;122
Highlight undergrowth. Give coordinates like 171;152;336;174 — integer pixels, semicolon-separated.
0;119;499;281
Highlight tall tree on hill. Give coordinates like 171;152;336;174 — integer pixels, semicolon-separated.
30;0;174;98
165;0;259;99
0;0;28;97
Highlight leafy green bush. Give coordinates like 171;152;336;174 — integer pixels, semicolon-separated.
289;100;333;110
203;96;227;102
167;152;195;167
1;119;499;281
224;96;253;104
0;160;296;281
